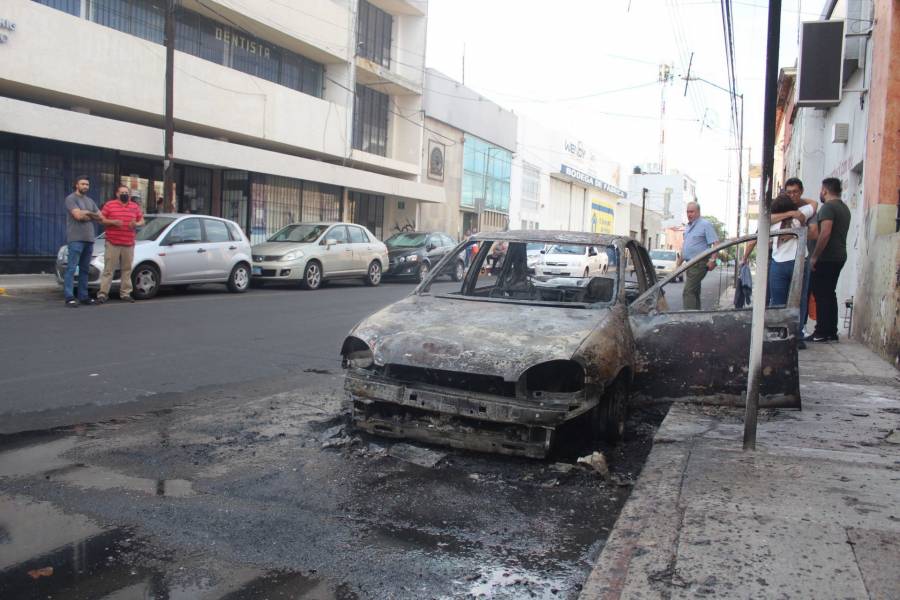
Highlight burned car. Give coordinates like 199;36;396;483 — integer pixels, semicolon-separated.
341;230;804;458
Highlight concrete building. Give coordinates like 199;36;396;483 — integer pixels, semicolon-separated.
775;0;899;365
509;117;627;236
625;167;696;249
418;69;516;238
0;0;442;272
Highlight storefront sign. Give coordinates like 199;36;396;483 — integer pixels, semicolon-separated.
0;18;16;44
215;26;271;58
564;140;586;159
560;165;626;198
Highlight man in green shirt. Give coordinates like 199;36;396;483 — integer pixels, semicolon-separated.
807;177;851;342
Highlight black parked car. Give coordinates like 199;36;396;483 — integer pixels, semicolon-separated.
384;231;465;282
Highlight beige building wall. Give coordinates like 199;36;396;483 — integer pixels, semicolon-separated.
418;117;465;240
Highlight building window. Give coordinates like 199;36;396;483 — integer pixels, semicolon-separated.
222;170;250;234
462;134;511;213
349;192;385;240
353;85;390;157
250;174;302;244
34;0;81;16
73;0;324;97
521;162;541;211
357;0;392;68
301;182;341;223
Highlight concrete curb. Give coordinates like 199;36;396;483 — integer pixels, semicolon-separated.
0;276;59;297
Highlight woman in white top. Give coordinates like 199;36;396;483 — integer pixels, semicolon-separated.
768;194;814;306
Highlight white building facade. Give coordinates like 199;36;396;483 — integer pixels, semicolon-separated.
509;117;626;235
0;0;441;271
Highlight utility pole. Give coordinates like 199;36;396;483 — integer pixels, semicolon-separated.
743;0;782;451
163;0;176;213
658;63;673;173
640;188;648;246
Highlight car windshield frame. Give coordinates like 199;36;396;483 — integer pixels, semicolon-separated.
419;239;619;309
267;224;329;243
136;216;177;242
385;232;428;249
545;244;586;256
650;250;677;261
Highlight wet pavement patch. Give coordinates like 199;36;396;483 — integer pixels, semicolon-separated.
0;394;667;599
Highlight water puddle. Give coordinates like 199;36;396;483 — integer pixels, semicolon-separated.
0;493;357;599
0;432;195;498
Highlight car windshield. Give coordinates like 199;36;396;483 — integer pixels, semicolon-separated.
422;240;617;308
650;250;677;261
546;244;584;255
268;224;329;243
385;233;427;249
526;243;545;253
136;216;176;241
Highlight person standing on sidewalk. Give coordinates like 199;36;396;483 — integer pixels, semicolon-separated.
784;177;819;340
63;175;102;307
807;177;851;342
678;202;719;310
97;185;144;303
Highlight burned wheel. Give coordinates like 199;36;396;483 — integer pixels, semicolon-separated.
594;377;628;443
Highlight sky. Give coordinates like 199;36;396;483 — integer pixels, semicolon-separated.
424;0;828;235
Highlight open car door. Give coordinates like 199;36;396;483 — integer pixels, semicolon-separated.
628;231;805;408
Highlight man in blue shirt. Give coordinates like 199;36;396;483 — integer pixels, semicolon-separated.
677;202;719;310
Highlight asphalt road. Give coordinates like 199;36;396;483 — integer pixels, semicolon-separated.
0;279;443;433
0;277;670;599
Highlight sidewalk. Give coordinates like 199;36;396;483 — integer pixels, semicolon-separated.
0;274;58;296
581;341;900;599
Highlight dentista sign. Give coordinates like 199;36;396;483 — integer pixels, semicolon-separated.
0;18;15;44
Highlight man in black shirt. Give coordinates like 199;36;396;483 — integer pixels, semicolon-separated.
807;178;852;342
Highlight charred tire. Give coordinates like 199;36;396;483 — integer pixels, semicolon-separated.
227;263;250;293
301;260;323;290
594;377;628;443
131;263;160;300
365;261;382;286
451;260;465;282
417;261;430;283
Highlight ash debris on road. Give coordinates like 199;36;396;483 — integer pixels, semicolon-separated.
0;372;668;599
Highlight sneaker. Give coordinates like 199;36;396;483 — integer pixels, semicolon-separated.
121;295;135;303
65;299;79;308
80;298;97;306
805;334;833;343
96;295;108;304
798;340;807;350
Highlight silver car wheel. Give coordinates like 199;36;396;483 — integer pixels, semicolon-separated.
229;264;249;292
366;261;382;286
132;264;160;300
306;263;322;289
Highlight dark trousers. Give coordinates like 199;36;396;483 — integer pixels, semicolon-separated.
810;260;845;337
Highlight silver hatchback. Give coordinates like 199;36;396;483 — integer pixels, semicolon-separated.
55;214;253;299
251;222;388;290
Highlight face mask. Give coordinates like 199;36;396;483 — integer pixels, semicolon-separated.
119;193;129;202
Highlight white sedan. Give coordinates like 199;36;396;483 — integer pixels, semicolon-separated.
56;214;253;299
533;244;608;278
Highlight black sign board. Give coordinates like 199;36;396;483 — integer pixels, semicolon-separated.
797;20;845;107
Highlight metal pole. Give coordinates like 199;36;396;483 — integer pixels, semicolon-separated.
163;0;176;213
640;188;648;246
743;0;782;451
734;94;744;285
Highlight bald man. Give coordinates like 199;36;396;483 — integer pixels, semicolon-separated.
677;202;719;310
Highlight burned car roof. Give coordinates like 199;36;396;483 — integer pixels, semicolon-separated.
471;230;624;246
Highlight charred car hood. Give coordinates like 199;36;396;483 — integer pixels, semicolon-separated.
349;294;609;381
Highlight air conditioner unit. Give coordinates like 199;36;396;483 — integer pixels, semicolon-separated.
832;123;849;143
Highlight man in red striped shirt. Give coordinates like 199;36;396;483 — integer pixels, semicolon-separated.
97;185;145;303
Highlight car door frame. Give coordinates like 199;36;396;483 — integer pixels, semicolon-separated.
201;218;235;281
319;224;353;275
627;229;806;408
159;217;208;283
347;225;372;274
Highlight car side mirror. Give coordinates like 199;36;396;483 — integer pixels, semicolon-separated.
589;249;597;256
540;249;546;254
324;238;337;247
426;244;436;251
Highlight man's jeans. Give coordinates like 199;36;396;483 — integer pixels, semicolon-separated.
64;241;94;301
810;260;846;338
767;259;794;307
682;262;708;310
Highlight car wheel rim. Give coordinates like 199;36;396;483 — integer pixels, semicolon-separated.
136;269;156;294
234;266;249;289
307;265;320;288
370;264;381;284
456;263;464;280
